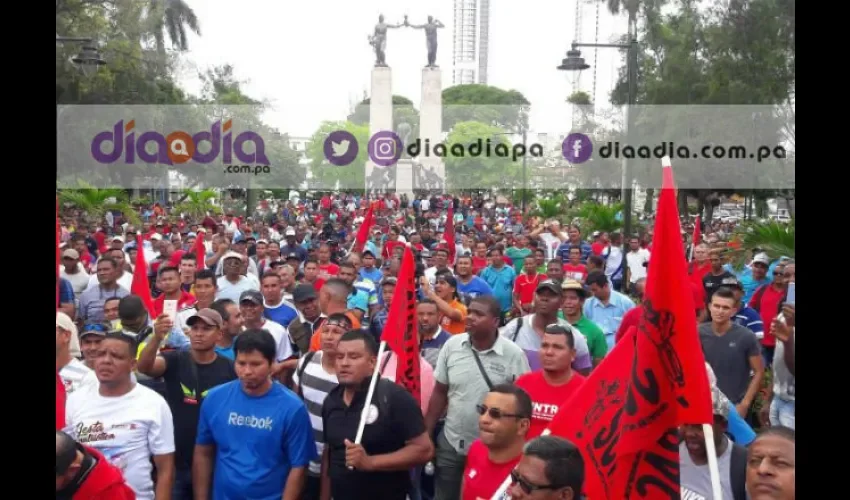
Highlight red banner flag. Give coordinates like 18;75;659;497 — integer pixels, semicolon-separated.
193;229;207;270
546;162;712;499
354;202;376;253
690;215;701;261
56;196;61;312
445;203;456;265
379;245;421;405
131;233;156;318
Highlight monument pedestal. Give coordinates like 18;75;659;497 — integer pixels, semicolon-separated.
418;67;445;190
395;159;414;196
367;67;393;190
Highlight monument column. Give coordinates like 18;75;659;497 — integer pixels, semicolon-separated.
415;67;445;191
367;67;393;191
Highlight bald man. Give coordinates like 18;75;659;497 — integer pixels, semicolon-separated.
56;431;135;499
309;278;361;352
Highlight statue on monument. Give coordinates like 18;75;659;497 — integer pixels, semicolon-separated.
406;16;445;68
368;14;404;67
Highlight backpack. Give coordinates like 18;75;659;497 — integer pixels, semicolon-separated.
511;317;525;342
288;318;316;356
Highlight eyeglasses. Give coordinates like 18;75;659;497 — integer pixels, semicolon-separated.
510;470;560;494
476;404;525;420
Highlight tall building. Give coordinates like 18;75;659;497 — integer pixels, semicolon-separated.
452;0;490;85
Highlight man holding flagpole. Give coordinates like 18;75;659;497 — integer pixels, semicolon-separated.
321;330;434;500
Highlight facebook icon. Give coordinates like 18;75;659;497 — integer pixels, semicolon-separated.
562;133;593;163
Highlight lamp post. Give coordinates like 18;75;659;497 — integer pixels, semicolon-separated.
558;37;638;239
57;35;106;76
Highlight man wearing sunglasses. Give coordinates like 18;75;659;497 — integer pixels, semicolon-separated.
79;322;110;370
461;384;531;500
507;436;584;500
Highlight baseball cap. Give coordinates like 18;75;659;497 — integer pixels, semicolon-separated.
285;227;296;236
239;290;264;305
362;249;375;257
111;235;124;243
56;312;81;358
233;235;246;244
536;279;562;295
150;233;163;241
187;308;224;329
711;386;731;420
560;279;587;297
285;252;300;260
80;323;109;339
222;251;245;262
62;249;80;260
292;283;318;303
435;274;458;289
720;276;743;289
592;230;601;237
752;253;771;266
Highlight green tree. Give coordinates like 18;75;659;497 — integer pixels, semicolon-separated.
443;121;522;191
146;0;201;52
306;121;370;192
59;181;141;225
172;189;220;218
442;85;530;131
348;95;420;159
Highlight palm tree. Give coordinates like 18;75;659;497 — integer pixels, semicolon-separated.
59;182;141;225
148;0;200;52
728;220;795;269
606;0;641;37
574;202;625;234
173;189;220;220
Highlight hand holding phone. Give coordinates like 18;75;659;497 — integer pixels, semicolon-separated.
786;282;795;305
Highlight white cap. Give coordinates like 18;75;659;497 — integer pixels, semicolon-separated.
753;252;771;265
285;227;296;236
223;251;245;261
150;233;163;241
56;312;81;358
111;235;124;243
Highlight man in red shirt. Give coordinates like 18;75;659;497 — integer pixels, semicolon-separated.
513;255;546;316
515;324;586;439
461;384;531;500
562;247;588;282
315;243;339;291
749;261;792;366
56;431;135;499
688;243;711;288
152;266;196;316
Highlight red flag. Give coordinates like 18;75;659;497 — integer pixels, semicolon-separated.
379;246;421;405
690;215;701;261
131;234;156;318
193;230;207;270
546;163;712;499
354;202;376;253
445;204;456;265
56;196;61;311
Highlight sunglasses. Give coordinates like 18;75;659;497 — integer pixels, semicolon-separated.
476;404;525;420
83;323;108;333
510;469;561;495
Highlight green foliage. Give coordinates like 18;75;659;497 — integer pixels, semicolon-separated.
574;203;625;234
567;91;592;106
306;121;371;190
731;219;794;263
442;121;522;191
172;189;220;218
59;181;141;225
442;85;531;131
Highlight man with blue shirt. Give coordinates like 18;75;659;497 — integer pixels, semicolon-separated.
583;271;636;350
261;271;299;328
737;253;772;304
359;250;383;284
480;247;516;318
454;255;493;305
193;329;317;500
556;225;593;265
727;277;765;340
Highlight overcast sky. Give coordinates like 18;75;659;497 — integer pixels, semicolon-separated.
177;0;630;139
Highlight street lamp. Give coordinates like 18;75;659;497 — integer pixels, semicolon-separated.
558;38;638;240
57;35;106;76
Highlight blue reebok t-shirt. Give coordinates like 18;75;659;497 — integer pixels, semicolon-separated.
196;380;318;500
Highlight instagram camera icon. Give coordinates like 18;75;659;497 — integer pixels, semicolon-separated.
368;131;402;167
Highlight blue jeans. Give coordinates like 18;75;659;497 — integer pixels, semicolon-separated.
769;398;795;429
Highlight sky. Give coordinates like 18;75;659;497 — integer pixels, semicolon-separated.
177;0;630;139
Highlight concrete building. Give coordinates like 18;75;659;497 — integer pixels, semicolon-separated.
452;0;490;85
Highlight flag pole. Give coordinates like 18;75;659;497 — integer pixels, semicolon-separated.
702;424;723;500
348;340;388;469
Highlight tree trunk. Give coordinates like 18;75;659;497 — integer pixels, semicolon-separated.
644;188;654;214
246;188;258;218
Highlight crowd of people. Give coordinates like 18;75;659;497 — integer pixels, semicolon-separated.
56;192;795;500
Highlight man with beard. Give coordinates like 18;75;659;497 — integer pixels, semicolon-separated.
321;331;434;500
461;385;531;500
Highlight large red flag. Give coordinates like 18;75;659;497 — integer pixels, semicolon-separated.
353;202;376;253
546;161;712;499
379;246;421;405
445;203;456;265
193;229;207;270
131;233;156;317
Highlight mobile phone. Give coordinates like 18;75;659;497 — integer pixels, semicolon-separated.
163;300;178;324
786;282;795;305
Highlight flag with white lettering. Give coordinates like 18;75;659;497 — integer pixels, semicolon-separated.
545;161;713;499
379;245;421;404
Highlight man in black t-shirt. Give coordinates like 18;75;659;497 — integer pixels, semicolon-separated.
136;308;237;500
703;249;736;306
321;331;434;500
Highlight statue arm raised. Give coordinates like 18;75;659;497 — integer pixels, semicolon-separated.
434;20;445;28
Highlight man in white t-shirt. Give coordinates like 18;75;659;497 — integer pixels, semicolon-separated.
56;312;94;393
239;290;295;378
625;236;651;285
65;332;175;500
216;252;259;302
59;249;90;298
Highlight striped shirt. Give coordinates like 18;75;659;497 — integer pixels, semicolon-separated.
293;351;339;476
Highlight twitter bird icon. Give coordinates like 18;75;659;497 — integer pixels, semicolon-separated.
324;131;359;166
